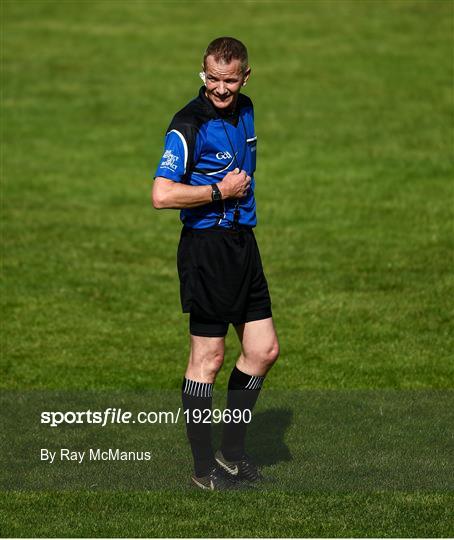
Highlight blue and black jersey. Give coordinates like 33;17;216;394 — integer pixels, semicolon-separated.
154;86;258;229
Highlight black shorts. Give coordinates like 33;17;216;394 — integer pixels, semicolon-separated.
177;226;272;337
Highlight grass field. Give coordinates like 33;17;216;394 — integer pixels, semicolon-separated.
2;0;453;537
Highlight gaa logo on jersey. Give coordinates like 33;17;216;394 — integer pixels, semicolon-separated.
161;150;179;171
216;151;232;160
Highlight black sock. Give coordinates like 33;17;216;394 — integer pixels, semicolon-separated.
181;377;215;477
221;366;265;461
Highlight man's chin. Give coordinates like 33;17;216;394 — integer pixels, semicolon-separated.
210;95;234;109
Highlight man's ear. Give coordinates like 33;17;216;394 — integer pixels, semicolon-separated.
242;67;251;86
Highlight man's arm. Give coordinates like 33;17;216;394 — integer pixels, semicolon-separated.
152;168;251;210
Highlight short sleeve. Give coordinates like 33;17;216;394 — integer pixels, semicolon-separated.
154;129;188;182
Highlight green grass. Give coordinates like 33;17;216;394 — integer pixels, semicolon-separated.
1;0;453;536
2;491;453;538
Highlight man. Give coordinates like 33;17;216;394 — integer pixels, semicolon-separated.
152;37;279;490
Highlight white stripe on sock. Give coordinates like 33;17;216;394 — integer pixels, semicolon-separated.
244;375;264;390
184;378;213;397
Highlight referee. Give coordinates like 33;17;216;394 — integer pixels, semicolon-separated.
153;37;279;490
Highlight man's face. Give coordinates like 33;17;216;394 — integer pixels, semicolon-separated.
203;55;250;111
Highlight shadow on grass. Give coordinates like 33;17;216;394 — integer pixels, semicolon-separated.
250;408;293;466
212;407;293;467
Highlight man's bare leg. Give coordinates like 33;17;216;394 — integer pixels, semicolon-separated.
185;334;225;383
235;317;279;376
218;317;279;473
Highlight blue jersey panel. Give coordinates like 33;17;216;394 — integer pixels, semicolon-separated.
155;130;188;182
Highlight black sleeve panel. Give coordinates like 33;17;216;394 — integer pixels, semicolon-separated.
166;100;207;183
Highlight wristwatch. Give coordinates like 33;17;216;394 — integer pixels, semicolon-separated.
211;183;222;202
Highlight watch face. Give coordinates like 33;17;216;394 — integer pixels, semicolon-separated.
212;185;222;201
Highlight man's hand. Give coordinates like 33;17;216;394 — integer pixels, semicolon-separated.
219;168;251;199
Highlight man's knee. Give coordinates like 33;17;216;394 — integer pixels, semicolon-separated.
201;349;225;377
262;338;280;367
189;340;225;379
245;338;279;370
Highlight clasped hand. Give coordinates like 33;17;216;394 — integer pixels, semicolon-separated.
219;168;251;199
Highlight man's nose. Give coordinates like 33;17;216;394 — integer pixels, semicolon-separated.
218;81;227;95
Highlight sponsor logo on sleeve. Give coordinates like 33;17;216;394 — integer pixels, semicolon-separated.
161;150;179;171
